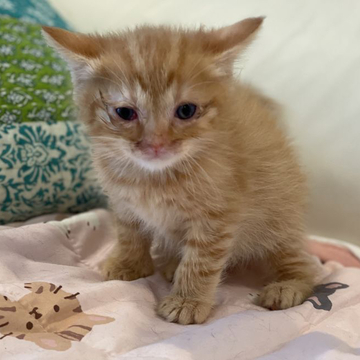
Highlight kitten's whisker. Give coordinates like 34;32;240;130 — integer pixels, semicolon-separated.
92;74;124;90
197;138;241;154
187;60;219;83
184;156;222;201
112;61;132;88
185;80;218;91
186;52;207;82
180;158;201;195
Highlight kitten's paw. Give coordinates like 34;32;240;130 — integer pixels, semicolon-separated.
259;280;312;310
157;295;212;324
161;258;180;283
102;257;154;281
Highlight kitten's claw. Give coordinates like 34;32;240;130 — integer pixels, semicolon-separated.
157;295;212;324
102;257;154;281
259;280;312;310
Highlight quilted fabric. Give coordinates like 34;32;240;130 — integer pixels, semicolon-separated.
0;16;75;124
0;211;359;359
0;121;106;224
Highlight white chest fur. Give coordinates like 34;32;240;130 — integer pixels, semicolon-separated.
112;183;187;238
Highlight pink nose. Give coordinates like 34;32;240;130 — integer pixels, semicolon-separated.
150;142;164;155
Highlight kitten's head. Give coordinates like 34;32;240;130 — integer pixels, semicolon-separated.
43;18;263;172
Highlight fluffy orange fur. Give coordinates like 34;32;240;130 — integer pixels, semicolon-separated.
43;18;316;324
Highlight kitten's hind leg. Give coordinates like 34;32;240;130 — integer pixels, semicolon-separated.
258;248;315;310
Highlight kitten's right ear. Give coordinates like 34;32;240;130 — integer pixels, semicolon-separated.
42;26;103;85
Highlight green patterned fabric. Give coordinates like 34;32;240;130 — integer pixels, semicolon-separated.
0;121;106;224
0;16;75;124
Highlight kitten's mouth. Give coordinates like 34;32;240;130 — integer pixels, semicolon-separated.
136;140;179;160
131;142;183;170
141;148;174;160
139;148;179;168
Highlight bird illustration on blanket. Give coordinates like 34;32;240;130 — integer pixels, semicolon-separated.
0;282;114;351
305;282;349;311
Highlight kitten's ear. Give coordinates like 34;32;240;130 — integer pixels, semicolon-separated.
208;17;264;75
42;26;103;85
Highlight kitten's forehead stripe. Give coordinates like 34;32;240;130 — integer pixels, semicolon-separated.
127;36;146;74
122;30;182;100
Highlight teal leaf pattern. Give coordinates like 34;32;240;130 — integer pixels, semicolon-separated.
0;121;107;224
0;0;71;29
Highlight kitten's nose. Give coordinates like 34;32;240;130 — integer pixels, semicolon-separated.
150;142;164;155
139;137;168;157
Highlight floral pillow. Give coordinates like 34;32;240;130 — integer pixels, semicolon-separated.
0;0;70;29
0;122;106;224
0;15;107;224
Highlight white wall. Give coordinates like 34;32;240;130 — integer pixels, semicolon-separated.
49;0;360;245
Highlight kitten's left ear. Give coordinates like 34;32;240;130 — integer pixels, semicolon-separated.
42;26;104;85
208;17;264;75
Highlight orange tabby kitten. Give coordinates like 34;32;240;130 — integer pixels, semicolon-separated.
43;17;316;324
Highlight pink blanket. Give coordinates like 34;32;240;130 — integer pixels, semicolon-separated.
1;209;359;359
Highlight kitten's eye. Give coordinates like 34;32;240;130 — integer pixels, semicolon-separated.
175;103;197;120
115;107;138;121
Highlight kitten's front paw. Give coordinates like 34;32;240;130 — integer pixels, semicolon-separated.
259;280;313;310
102;256;154;281
157;295;212;324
